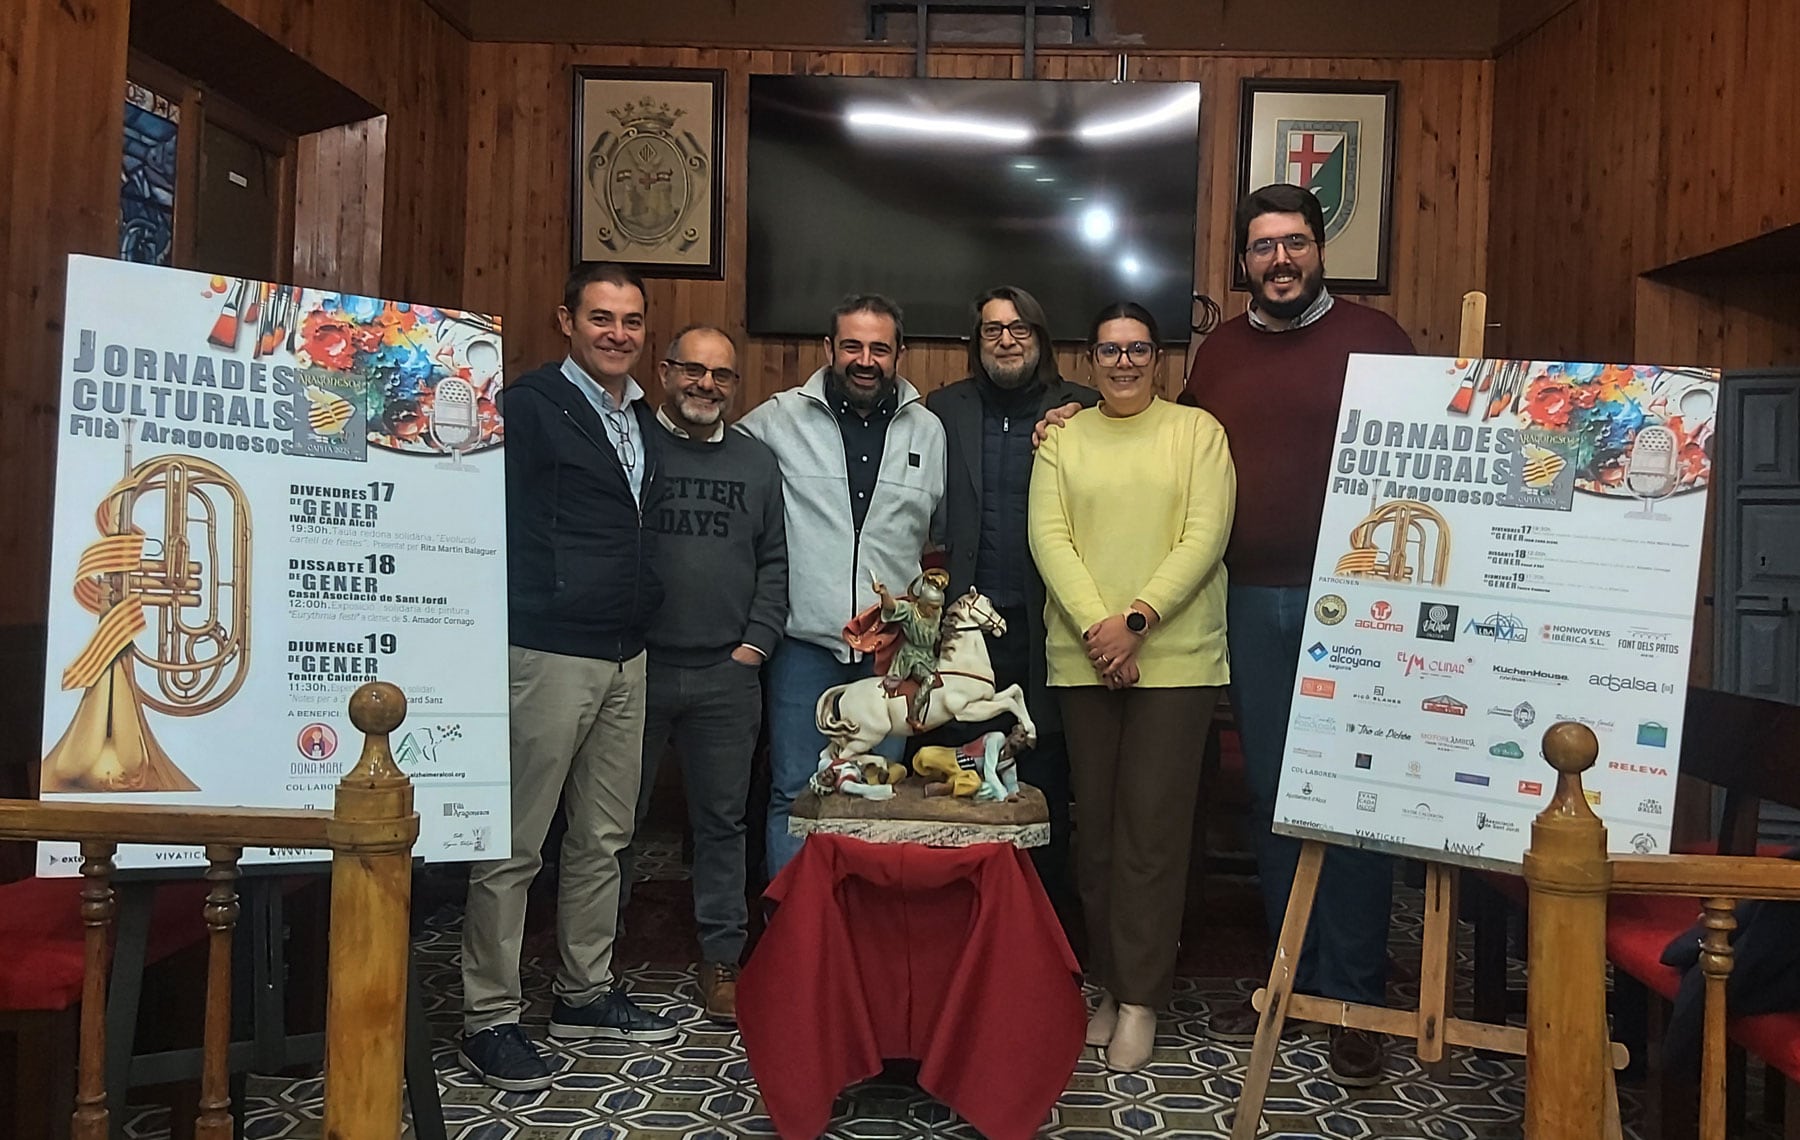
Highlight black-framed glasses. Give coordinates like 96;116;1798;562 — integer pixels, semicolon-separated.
977;320;1034;343
1245;233;1317;260
601;407;637;476
1091;341;1157;366
663;358;740;386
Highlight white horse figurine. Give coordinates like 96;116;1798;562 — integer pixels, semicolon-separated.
814;587;1037;775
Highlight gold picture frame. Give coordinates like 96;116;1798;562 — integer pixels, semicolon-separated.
571;66;725;279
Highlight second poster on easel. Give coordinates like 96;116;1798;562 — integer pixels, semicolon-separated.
1275;354;1719;869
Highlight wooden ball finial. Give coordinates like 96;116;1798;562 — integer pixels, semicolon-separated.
1541;720;1598;776
349;681;407;736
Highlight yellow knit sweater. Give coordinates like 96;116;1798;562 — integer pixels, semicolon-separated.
1028;397;1236;688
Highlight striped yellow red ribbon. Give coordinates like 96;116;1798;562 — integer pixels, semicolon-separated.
61;529;147;691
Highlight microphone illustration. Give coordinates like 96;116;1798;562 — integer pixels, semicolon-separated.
430;377;480;468
1624;424;1679;519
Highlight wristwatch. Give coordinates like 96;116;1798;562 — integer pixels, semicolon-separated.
1125;610;1150;635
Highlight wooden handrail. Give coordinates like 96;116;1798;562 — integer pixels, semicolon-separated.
3;681;419;1140
1609;854;1800;898
0;802;333;847
1524;718;1800;1140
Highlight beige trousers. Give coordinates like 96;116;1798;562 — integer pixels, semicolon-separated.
461;645;647;1032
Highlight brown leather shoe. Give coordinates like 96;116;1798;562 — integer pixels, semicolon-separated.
1327;1026;1385;1087
1203;991;1302;1044
1204;993;1261;1043
698;961;739;1024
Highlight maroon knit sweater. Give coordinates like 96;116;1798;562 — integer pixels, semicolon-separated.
1181;300;1416;587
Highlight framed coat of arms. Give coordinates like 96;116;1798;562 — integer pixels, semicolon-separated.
571;66;726;279
1235;79;1398;294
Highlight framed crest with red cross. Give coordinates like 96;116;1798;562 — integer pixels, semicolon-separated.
1235;79;1398;294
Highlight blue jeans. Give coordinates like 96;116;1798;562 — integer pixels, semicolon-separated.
764;638;902;876
1228;584;1393;1006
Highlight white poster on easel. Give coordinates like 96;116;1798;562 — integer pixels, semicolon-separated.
37;255;512;874
1274;355;1719;870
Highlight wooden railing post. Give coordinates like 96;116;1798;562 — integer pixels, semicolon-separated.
1523;721;1613;1139
1697;898;1737;1140
195;845;243;1140
70;840;117;1140
321;682;419;1140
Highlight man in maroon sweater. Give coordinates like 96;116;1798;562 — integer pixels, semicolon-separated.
1185;184;1415;1086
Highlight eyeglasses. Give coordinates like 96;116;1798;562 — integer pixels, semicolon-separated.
664;359;739;386
1245;233;1317;260
601;407;637;477
978;320;1034;343
1091;341;1157;366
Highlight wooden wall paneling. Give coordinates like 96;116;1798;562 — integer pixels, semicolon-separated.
1491;0;1800;369
1486;0;1618;361
1635;275;1800;372
464;45;1492;412
0;0;133;628
213;0;470;305
293;118;386;296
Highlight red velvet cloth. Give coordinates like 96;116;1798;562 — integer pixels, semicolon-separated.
0;877;210;1011
738;835;1085;1140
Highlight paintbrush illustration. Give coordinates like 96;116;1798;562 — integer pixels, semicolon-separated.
1484;363;1513;420
1447;365;1479;415
207;279;246;349
287;287;304;353
257;285;289;357
242;281;266;327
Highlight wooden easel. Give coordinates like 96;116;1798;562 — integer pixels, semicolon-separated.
1227;292;1627;1140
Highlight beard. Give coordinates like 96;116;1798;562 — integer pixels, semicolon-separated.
829;361;898;411
980;344;1040;390
1254;261;1326;320
673;390;726;427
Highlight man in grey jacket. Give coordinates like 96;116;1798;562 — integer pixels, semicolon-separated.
736;293;947;876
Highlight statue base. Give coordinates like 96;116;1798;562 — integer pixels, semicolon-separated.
789;780;1049;849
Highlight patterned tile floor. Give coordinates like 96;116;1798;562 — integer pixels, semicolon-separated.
117;837;1738;1140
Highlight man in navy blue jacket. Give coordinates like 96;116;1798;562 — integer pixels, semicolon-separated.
460;263;677;1091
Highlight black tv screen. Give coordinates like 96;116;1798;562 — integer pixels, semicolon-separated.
746;77;1201;342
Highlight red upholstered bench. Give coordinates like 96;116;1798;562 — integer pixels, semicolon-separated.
1479;689;1800;1137
1603;851;1800;1089
0;875;211;1140
0;876;210;1011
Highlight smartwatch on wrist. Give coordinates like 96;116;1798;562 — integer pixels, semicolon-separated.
1125;610;1150;635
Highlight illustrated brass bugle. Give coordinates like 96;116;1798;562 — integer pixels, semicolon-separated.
44;451;252;793
1334;499;1452;587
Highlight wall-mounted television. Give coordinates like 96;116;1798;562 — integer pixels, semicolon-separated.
746;77;1201;342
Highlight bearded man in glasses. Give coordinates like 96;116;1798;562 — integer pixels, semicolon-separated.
1183;183;1415;1087
922;285;1097;940
615;324;788;1024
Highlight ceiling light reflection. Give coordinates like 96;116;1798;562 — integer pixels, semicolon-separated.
1080;206;1117;244
1076;87;1201;140
846;108;1034;142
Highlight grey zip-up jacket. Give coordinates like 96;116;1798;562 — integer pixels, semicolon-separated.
735;368;946;661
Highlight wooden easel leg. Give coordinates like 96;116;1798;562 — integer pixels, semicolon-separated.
1417;865;1457;1068
1229;840;1325;1140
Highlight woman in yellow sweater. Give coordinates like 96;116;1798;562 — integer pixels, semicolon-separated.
1028;301;1236;1072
